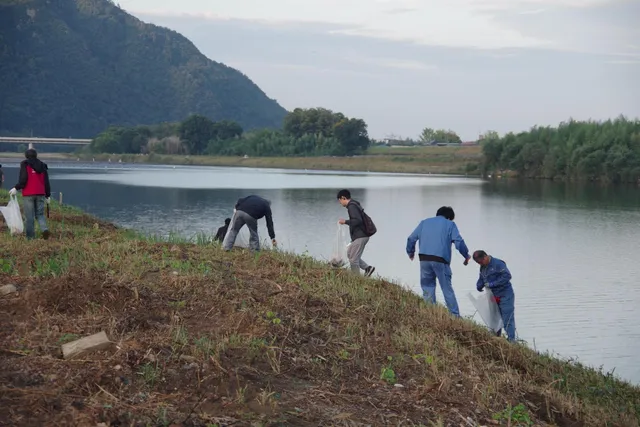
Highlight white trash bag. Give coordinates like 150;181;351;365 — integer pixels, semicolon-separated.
329;223;349;268
0;194;24;235
467;288;503;333
234;226;251;248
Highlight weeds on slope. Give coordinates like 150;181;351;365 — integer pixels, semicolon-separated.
0;190;638;426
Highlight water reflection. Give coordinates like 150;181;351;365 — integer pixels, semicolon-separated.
0;163;637;384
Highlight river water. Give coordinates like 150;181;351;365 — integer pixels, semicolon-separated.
2;162;639;384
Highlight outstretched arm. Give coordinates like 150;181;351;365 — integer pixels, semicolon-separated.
406;222;422;258
265;208;276;240
451;223;470;260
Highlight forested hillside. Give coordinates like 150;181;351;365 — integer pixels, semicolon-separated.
0;0;287;138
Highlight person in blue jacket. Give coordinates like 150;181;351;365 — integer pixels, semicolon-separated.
406;206;470;317
473;250;516;342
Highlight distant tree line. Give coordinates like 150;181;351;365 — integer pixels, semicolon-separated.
481;117;640;183
419;128;462;145
89;108;371;157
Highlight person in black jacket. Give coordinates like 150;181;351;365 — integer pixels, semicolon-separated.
337;189;375;276
214;218;231;242
222;195;277;251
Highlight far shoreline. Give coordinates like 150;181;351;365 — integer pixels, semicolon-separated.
0;147;484;177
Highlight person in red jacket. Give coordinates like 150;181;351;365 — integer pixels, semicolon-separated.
9;149;51;240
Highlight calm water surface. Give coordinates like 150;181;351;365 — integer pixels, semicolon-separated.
3;162;639;384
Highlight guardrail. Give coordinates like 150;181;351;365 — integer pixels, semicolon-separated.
0;137;91;145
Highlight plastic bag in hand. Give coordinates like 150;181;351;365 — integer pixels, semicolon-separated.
0;194;24;235
329;223;349;268
467;288;504;333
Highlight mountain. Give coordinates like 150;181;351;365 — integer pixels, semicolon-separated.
0;0;288;138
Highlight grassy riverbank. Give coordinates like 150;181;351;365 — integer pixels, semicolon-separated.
1;191;638;426
0;145;483;175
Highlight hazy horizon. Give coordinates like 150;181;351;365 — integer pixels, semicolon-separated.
118;0;639;140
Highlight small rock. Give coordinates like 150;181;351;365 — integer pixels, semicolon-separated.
61;331;113;360
179;354;196;363
0;284;18;296
172;271;179;276
455;383;463;388
394;383;404;388
182;362;199;370
114;365;122;371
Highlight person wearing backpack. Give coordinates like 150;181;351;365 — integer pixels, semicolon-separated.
337;189;376;277
406;206;470;317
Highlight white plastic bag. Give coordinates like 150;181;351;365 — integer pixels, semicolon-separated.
0;194;24;235
234;226;251;248
329;224;349;268
467;288;503;333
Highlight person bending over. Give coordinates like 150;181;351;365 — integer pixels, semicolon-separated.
223;195;276;251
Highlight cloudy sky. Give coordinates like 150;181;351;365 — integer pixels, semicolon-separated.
118;0;639;140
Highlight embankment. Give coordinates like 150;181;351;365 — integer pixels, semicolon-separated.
0;192;638;426
0;145;483;175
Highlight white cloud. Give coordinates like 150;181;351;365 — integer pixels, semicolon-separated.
119;0;631;52
227;61;379;76
343;56;437;71
517;8;547;15
118;0;549;49
606;60;640;65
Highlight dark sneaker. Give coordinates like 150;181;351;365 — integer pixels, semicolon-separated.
365;266;375;277
42;230;50;240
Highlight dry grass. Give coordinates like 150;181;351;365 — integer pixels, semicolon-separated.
0;190;638;426
16;145;483;175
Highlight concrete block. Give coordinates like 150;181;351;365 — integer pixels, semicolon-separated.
0;284;17;296
61;331;113;360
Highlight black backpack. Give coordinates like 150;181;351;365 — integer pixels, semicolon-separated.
357;204;377;237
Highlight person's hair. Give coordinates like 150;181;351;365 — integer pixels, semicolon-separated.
473;250;488;261
337;189;351;200
25;148;38;159
436;206;455;220
224;218;231;225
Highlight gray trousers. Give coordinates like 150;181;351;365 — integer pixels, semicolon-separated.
347;237;370;274
222;210;260;251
